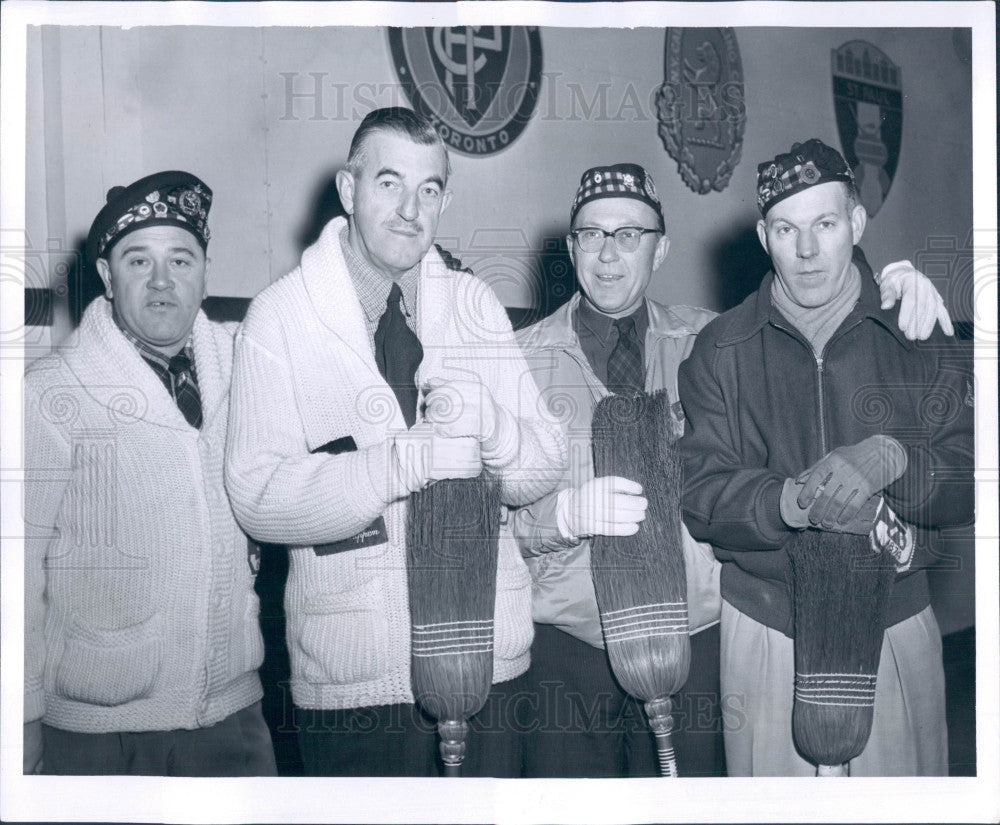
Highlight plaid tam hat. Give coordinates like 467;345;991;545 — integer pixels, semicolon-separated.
756;139;856;215
570;163;664;230
86;171;212;263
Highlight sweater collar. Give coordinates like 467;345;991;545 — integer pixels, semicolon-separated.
65;298;229;431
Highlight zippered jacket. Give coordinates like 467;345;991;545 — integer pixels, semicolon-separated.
678;264;975;637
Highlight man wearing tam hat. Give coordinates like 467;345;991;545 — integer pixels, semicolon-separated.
678;138;974;775
23;172;276;775
513;160;953;777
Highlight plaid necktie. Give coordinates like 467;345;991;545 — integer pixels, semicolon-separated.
374;282;423;427
167;352;203;429
606;316;644;395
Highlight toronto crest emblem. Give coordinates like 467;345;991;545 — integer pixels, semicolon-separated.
655;28;746;194
832;41;903;217
389;27;542;157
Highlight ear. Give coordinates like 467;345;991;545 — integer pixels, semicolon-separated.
850;203;867;245
566;234;576;270
95;258;113;299
202;255;211;300
335;169;356;215
440;188;453;215
756;219;769;254
652;234;670;270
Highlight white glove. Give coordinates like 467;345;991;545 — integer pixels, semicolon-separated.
876;260;954;340
422;377;516;463
556;476;648;541
392;424;482;493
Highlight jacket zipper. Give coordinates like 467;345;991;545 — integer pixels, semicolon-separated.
815;356;827;454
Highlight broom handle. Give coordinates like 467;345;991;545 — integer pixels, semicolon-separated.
817;763;848;777
645;697;679;778
439;719;468;778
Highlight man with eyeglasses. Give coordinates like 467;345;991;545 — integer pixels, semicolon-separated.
511;163;953;778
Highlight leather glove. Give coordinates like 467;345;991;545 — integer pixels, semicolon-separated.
422;377;516;464
797;435;908;530
392;424;482;493
556;476;648;540
781;478;881;534
876;260;954;340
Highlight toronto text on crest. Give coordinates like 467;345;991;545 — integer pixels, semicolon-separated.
389;27;542;158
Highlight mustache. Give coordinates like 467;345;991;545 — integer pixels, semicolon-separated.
386;220;423;235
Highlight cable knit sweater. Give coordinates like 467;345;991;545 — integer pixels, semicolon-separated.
225;217;565;710
24;298;264;733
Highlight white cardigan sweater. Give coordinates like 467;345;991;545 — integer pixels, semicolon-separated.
24;299;264;733
225;217;565;710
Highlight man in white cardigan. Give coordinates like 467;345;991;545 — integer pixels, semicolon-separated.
225;108;566;776
24;172;275;776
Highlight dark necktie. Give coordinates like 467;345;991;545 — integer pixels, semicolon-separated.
167;352;203;429
606;316;644;396
374;282;423;427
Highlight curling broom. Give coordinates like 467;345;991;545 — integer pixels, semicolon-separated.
590;390;691;777
787;513;899;776
406;471;502;777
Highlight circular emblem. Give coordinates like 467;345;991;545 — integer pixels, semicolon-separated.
176;189;201;216
800;162;820;183
153;201;169;217
388;26;542;157
136;203;152;218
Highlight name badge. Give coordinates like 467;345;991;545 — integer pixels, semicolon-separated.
310;434;389;556
314;516;388;556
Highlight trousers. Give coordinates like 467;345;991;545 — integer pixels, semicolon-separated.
522;622;726;777
720;600;948;776
41;701;277;776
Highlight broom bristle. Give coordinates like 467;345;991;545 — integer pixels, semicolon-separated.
407;473;501;725
789;529;896;767
590;391;691;702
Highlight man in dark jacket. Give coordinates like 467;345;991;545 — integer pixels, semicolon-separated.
678;138;974;776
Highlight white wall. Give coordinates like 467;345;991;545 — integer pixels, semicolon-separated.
29;24;972;335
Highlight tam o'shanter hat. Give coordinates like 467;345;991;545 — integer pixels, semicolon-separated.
86;171;212;263
571;163;665;230
757;138;856;216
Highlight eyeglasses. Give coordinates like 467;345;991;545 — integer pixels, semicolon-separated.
570;226;662;253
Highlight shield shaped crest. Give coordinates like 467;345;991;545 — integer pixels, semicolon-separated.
389;27;542;157
655;28;746;194
832;41;903;217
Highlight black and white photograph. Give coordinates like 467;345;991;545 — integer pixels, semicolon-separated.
1;2;996;823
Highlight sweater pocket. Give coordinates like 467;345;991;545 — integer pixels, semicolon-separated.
492;535;533;663
54;614;163;707
297;582;389;685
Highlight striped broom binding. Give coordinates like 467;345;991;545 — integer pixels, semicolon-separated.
590;390;690;777
788;529;896;773
407;473;502;776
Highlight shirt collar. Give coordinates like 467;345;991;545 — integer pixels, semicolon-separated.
340;224;420;325
576;297;648;345
116;318;195;371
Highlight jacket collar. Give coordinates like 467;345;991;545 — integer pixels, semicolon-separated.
63;298;230;431
715;249;914;351
520;292;704;353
